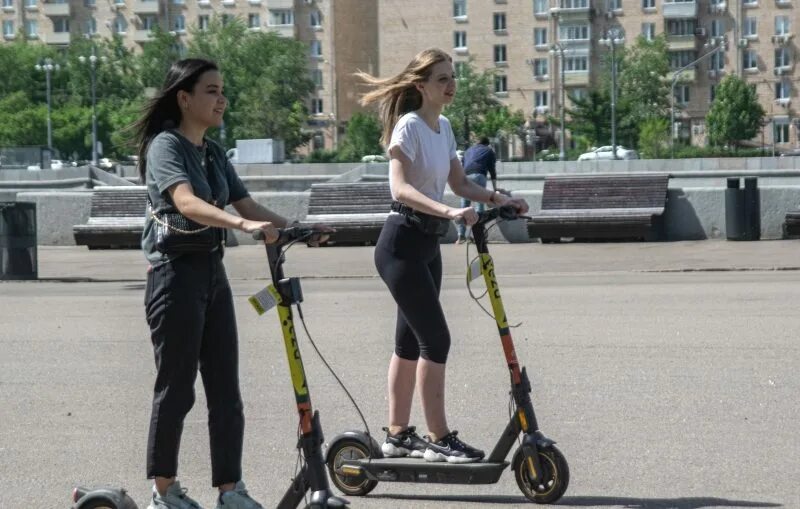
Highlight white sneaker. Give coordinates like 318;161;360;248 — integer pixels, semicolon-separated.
215;481;263;509
147;481;203;509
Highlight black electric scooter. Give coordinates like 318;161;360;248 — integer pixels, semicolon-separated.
72;227;348;509
324;206;569;504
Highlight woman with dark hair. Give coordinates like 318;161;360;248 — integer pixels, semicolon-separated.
135;58;284;509
357;49;528;464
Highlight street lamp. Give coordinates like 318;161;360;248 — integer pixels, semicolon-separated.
79;45;106;166
34;58;59;152
670;37;727;158
600;29;624;160
550;42;567;161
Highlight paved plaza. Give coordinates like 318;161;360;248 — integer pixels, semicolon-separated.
1;240;799;509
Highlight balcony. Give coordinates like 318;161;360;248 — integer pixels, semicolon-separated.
44;31;70;44
772;33;794;45
132;0;159;14
42;2;70;16
666;34;697;50
663;0;697;18
267;24;294;38
773;66;792;76
133;28;153;42
267;0;293;8
550;5;591;20
564;71;590;86
668;68;696;82
708;1;726;12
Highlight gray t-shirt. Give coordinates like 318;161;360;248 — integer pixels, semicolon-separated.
141;129;250;265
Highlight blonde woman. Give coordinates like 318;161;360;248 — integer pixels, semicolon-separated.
359;48;529;463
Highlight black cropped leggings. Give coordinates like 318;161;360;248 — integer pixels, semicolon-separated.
374;214;451;363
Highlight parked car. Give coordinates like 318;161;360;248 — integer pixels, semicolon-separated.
98;158;117;170
578;145;639;161
361;154;388;163
50;159;65;170
226;148;238;163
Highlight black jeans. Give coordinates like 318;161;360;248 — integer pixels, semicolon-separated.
144;251;244;486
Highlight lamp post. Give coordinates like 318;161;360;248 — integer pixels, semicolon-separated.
550;42;567;161
600;29;624;160
670;37;727;158
34;58;59;152
79;46;104;166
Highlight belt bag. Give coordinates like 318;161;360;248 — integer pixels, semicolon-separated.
407;212;450;237
151;207;223;254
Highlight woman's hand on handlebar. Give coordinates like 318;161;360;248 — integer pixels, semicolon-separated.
304;223;335;247
243;220;280;244
449;206;479;226
494;193;530;215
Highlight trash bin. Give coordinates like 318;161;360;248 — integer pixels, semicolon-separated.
725;177;745;241
743;176;761;241
0;202;37;280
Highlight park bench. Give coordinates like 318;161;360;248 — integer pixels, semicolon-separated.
783;209;800;238
528;174;670;242
304;181;392;245
73;186;146;249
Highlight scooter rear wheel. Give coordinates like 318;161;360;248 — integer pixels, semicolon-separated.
326;438;378;496
512;444;569;504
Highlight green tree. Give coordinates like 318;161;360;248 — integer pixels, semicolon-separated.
136;27;183;89
474;106;525;143
444;60;500;147
566;89;612;147
336;112;383;162
0;92;47;147
637;117;670;159
706;74;765;148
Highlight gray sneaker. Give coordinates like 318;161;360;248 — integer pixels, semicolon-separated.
215;481;263;509
147;481;202;509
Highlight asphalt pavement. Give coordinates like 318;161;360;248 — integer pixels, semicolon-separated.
1;240;798;509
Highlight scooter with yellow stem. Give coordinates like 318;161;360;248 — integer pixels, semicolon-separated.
324;206;569;504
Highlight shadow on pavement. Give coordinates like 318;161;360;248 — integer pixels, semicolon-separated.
370;494;783;508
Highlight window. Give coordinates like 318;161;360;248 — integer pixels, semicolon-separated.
609;0;622;10
559;24;589;41
560;0;588;7
642;0;655;8
269;9;293;26
311;98;323;115
641;23;655;40
454;0;467;17
743;50;758;69
455;61;467;77
743;0;756;5
570;88;587;102
710;19;723;38
775;16;790;35
674;84;690;104
174;14;185;32
775;81;791;99
494;44;507;64
53;18;69;32
173;0;184;4
2;0;13;9
534;90;548;107
25;19;38;37
142;15;156;29
248;13;260;28
114;0;124;5
493;12;506;31
310;9;321;28
310;40;322;58
494;75;507;93
85;0;96;7
534;27;547;46
564;55;588;71
533;58;548;77
311;69;323;88
743;17;757;37
667;19;696;36
85;17;96;35
709;50;724;71
454;30;467;49
775;47;790;67
533;0;548;16
775;120;790;142
312;132;325;151
670;50;696;69
198;15;209;30
221;14;230;25
113;14;127;33
3;20;13;38
24;0;36;8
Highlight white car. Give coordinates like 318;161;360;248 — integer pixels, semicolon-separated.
50;159;65;170
578;146;639;161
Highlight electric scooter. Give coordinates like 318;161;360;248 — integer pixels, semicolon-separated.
72;226;349;509
324;206;569;504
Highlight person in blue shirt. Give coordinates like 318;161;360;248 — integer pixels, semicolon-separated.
456;137;497;243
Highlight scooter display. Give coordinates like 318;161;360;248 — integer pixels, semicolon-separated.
324;206;569;504
72;226;348;509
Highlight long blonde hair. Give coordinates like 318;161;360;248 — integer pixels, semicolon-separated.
356;48;453;145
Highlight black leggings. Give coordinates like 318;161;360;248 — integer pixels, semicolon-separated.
374;214;451;363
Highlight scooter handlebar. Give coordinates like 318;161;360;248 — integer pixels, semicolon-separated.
252;226;316;245
454;205;524;227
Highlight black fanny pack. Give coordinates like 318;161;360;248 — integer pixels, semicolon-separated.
391;201;450;237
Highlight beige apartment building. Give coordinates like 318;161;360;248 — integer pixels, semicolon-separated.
377;0;800;153
1;0;377;151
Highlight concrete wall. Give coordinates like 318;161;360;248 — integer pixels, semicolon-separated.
15;192;93;246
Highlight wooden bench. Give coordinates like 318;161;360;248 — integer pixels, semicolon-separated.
783;210;800;238
73;186;147;249
304;181;392;245
528;174;670;242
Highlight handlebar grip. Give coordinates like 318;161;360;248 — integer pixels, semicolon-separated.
252;230;266;241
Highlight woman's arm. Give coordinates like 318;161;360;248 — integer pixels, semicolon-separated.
231;196;292;228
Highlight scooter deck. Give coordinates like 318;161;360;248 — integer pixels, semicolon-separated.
346;457;509;484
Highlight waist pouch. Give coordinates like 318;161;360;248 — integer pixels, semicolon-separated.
391;201;450;237
151;208;224;254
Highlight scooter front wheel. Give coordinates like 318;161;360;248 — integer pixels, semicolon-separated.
326;438;378;496
512;444;569;504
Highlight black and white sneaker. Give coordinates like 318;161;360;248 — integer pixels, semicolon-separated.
381;426;428;458
423;430;485;464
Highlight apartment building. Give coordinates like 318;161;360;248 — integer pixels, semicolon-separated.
1;0;378;150
377;0;799;152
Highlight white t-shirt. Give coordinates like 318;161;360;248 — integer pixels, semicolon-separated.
387;111;458;202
